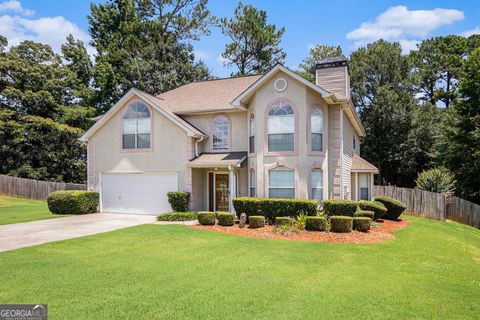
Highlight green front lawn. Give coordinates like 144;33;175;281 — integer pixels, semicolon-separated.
0;216;479;319
0;196;63;225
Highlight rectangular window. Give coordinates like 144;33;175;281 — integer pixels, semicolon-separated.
311;170;323;203
359;174;369;200
249;170;256;197
249;116;255;153
123;118;150;149
269;168;295;199
249;136;255;154
311;133;322;152
268;115;294;152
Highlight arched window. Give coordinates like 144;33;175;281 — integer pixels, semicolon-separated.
122;102;151;149
249;113;255;154
311;108;323;152
311;169;323;203
212;116;229;150
249;169;256;197
267;102;294;152
268;167;295;199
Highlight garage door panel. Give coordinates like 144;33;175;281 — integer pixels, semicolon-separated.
101;173;178;215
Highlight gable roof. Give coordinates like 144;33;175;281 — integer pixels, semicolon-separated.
351;154;379;173
79;88;206;141
156;75;262;114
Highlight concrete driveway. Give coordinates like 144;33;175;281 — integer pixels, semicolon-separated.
0;213;155;253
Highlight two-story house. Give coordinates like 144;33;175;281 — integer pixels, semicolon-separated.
80;57;378;215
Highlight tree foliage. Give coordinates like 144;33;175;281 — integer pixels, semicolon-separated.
416;167;455;195
88;0;213;111
297;44;342;82
219;2;286;76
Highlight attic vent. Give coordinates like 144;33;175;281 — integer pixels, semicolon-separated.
274;78;287;92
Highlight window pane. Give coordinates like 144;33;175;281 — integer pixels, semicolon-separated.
359;174;368;188
122;134;135;149
268;115;294;134
137;118;150;134
123;119;136;134
311;108;323;133
312;188;323;202
268;103;294;116
250;187;256;197
268;133;294;152
312;133;322;151
213;116;229;150
249;117;255;136
137;133;150;148
360;188;369;200
269;169;294;188
269;188;295;199
311;170;323;188
249;136;255;153
124;102;150;119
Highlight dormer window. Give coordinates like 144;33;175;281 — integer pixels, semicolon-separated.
212;115;230;150
122;102;151;149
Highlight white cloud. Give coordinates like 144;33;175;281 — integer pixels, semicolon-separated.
346;6;464;51
0;2;95;57
461;27;480;37
0;0;34;16
216;54;230;66
193;49;210;61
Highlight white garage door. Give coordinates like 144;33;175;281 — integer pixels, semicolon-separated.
101;173;178;215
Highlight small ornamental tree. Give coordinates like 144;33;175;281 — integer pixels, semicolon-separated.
415;167;455;195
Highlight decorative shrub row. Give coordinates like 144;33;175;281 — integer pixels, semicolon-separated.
357;200;388;220
354;210;374;219
197;211;216;225
374;196;407;220
330;216;353;233
305;216;327;231
47;190;99;215
323;200;358;217
157;212;197;221
275;216;293;226
249;216;265;228
232;197;317;223
167;191;190;212
353;217;371;232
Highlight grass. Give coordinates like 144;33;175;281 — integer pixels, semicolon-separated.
0;196;64;225
0;216;478;319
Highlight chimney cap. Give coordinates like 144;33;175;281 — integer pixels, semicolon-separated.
315;55;348;69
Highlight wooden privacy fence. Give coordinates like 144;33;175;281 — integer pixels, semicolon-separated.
0;174;86;200
374;185;480;229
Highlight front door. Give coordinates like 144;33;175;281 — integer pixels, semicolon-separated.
215;174;229;211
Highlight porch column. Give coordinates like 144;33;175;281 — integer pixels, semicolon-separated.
355;172;358;201
370;173;374;200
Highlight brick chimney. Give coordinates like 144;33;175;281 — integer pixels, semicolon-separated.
315;56;349;100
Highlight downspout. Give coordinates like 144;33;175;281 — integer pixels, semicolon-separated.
194;136;205;158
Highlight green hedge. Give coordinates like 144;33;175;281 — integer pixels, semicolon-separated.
217;212;235;226
275;217;293;226
167;192;190;212
232;197;317;223
157;212;197;221
47;190;99;215
357;200;388;220
305;216;327;231
330;216;353;233
354;210;374;219
249;216;265;228
374;196;407;220
197;211;216;225
323;200;358;217
353;217;371;232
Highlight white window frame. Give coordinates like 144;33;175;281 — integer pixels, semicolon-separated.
249;169;256;197
212;115;230;151
267;101;295;153
311;169;323;203
268;167;295;199
310;107;323;152
122;102;151;150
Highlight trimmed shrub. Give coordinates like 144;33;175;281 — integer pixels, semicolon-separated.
197;211;216;225
323;200;358;217
374;196;407;220
275;217;293;226
353;217;371;232
249;216;265;228
167;191;190;212
47;190;99;215
358;200;388;220
354;210;374;219
157;212;197;221
305;216;327;231
232;197;317;223
330;216;353;233
217;212;235;226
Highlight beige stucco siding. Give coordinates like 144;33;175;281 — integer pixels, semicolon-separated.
88;96;190;193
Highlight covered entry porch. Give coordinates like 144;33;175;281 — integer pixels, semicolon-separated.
350;154;379;201
188;152;247;213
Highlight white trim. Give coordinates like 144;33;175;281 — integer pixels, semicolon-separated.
370;173;374;201
355;172;359;201
351;169;379;173
80;88;206;141
232;64;333;106
98;172;103;213
339;107;344;199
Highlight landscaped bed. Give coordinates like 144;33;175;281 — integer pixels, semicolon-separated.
192;218;410;243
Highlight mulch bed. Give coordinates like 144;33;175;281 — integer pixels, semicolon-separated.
191;218;410;244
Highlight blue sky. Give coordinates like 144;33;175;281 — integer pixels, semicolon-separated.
1;0;479;76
